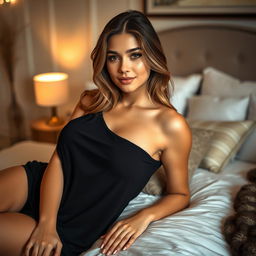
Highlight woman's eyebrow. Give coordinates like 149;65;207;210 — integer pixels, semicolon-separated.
107;47;141;54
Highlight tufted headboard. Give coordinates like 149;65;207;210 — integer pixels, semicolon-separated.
158;25;256;81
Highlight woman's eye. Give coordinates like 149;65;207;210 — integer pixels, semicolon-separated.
107;55;118;62
131;53;142;59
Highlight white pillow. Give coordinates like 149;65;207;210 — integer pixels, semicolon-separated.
170;74;202;115
187;95;249;121
201;67;256;163
201;67;256;97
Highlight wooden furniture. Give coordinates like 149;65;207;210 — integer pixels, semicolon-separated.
30;118;66;144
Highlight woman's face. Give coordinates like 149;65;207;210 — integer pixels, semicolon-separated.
106;33;150;93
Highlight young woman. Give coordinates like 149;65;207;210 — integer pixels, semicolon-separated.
0;10;191;256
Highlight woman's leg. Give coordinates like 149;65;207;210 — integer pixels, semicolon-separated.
0;166;36;256
0;165;28;212
0;212;36;256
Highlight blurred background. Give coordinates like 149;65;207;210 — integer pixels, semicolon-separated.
0;0;255;148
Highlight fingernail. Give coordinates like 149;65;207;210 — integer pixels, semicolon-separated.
102;249;106;254
100;243;104;249
106;252;111;256
113;250;117;254
123;246;127;250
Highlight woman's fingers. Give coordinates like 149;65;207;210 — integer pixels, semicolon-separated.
38;243;46;255
102;222;122;244
23;225;62;256
101;222;141;255
31;242;39;256
24;241;59;256
121;233;138;251
100;213;151;255
101;222;121;249
41;243;54;256
54;241;63;256
109;230;133;254
111;231;134;253
24;241;33;256
102;228;131;254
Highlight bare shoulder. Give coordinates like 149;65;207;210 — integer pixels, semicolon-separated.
156;107;191;139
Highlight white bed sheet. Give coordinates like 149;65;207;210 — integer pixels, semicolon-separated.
82;160;256;256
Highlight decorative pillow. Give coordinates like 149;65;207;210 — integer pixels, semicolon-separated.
201;67;256;97
188;120;256;173
142;128;214;195
170;74;202;115
186;95;249;121
201;67;256;163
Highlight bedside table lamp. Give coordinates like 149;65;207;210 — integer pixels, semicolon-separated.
33;72;69;126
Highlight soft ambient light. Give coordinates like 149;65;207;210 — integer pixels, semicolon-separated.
0;0;16;5
33;72;69;126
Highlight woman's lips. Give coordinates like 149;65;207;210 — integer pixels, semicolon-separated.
118;77;135;85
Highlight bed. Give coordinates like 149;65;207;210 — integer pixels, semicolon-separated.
0;24;256;256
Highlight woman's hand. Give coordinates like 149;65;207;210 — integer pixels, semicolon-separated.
24;223;62;256
100;211;153;255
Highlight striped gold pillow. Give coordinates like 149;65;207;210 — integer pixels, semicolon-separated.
188;120;256;173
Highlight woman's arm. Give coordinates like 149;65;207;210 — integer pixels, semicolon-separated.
137;113;192;221
100;112;192;256
24;92;94;256
24;150;64;256
37;92;94;227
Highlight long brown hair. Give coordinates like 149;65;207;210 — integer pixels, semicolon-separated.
80;10;175;113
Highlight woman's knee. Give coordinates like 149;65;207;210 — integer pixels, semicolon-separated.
0;165;28;212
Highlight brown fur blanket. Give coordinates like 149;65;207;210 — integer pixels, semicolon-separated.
223;168;256;256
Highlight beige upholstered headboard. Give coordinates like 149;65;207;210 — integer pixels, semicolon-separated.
158;25;256;80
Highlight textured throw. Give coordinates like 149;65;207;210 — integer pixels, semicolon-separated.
223;168;256;256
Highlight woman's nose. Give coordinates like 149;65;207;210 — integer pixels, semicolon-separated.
118;58;130;74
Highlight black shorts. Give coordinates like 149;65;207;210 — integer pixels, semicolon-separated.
19;161;48;221
19;161;72;256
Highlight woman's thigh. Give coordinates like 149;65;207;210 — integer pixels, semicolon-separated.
0;212;36;256
0;165;28;212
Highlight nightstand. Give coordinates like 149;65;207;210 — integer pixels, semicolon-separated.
30;118;66;144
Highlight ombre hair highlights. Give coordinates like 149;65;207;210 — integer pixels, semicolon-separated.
80;10;175;113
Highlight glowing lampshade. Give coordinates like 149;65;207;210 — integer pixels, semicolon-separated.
0;0;16;5
33;72;69;126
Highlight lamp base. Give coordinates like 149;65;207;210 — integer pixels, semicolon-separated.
46;106;64;127
47;116;64;127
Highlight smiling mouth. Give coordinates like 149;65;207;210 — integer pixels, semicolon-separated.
118;77;135;85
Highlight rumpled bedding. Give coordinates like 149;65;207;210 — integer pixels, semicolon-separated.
82;160;256;256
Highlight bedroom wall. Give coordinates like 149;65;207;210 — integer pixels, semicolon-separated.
0;0;255;144
0;0;92;141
